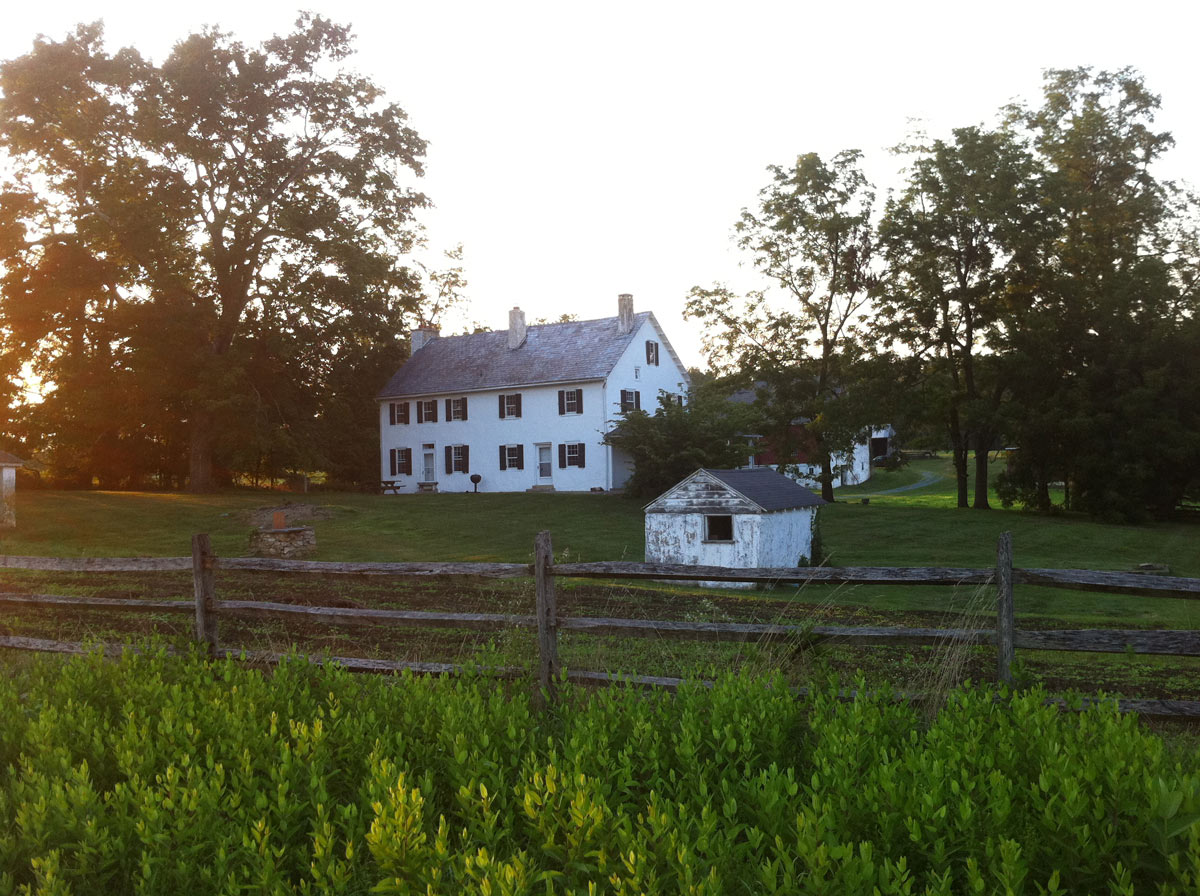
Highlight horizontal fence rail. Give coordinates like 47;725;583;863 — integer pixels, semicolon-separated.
1;531;1198;718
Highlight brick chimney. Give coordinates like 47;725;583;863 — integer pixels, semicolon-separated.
410;326;439;353
617;293;634;335
508;306;527;349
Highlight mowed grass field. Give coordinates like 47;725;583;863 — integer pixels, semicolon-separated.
2;457;1198;703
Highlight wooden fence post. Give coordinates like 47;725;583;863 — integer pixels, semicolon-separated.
192;533;218;655
535;530;560;702
996;531;1015;685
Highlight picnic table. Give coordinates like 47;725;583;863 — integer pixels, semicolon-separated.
380;480;405;494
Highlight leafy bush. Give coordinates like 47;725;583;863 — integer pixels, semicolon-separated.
1;649;1198;894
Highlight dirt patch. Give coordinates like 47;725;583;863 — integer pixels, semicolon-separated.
241;503;337;528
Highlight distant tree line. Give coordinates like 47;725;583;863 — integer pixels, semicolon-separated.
684;68;1199;520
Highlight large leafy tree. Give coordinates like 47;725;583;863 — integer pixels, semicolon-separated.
602;385;758;499
998;68;1200;518
877;126;1044;509
0;17;428;490
687;150;877;502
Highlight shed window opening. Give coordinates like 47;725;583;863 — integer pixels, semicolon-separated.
705;515;734;542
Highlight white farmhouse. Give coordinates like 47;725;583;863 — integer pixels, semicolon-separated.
644;468;826;588
377;294;690;493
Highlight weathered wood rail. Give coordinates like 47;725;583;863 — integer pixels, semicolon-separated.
2;531;1199;718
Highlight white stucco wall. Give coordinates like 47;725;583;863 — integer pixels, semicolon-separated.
378;315;690;494
645;508;817;589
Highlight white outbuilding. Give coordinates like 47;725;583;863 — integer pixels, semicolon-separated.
0;449;25;529
644;468;826;588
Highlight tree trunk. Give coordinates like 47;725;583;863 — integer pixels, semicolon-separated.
948;409;969;508
819;451;835;503
972;443;991;510
188;413;217;493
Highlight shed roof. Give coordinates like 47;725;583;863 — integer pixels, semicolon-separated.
379;311;680;398
0;449;26;467
704;468;826;511
645;468;826;514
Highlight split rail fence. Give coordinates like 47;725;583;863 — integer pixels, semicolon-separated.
1;531;1198;718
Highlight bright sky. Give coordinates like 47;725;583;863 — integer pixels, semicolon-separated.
3;0;1197;368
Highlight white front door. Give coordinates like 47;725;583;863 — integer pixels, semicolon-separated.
423;450;435;482
537;444;552;481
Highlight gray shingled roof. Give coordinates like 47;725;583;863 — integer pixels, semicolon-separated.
705;468;826;511
0;449;26;466
378;312;654;398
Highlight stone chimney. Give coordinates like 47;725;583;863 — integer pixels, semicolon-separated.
508;306;527;349
410;326;439;354
617;293;634;334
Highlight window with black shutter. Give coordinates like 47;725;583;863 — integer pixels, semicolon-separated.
559;443;585;468
400;448;412;475
419;399;437;423
500;444;523;470
499;393;522;419
558;389;582;414
446;444;469;473
620;390;641;412
646;340;659;365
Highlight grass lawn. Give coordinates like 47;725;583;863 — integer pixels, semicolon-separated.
2;457;1197;632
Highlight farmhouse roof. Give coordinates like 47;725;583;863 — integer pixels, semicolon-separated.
0;449;26;466
646;468;826;514
378;311;671;398
704;468;826;511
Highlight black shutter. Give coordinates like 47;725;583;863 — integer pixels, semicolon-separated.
389;403;396;425
634;391;641;410
499;445;506;470
400;402;409;424
558;390;566;415
558;444;567;468
514;394;522;418
498;395;506;419
461;397;468;421
389;448;397;476
430;401;437;422
417;401;424;424
575;389;583;413
516;444;524;470
654;343;660;365
402;448;412;475
577;444;586;468
462;446;469;473
445;446;452;474
445;398;452;420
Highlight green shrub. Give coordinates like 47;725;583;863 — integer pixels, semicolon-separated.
0;649;1197;894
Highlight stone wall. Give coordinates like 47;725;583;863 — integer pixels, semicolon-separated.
249;526;316;558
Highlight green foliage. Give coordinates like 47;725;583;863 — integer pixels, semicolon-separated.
687;150;879;502
602;387;758;498
2;650;1200;894
0;16;429;491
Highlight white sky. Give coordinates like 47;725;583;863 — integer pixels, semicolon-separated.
3;0;1198;368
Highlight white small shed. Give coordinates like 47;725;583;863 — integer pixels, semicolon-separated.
0;450;25;529
644;468;826;588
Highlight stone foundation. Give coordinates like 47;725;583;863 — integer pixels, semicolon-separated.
249;526;316;558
